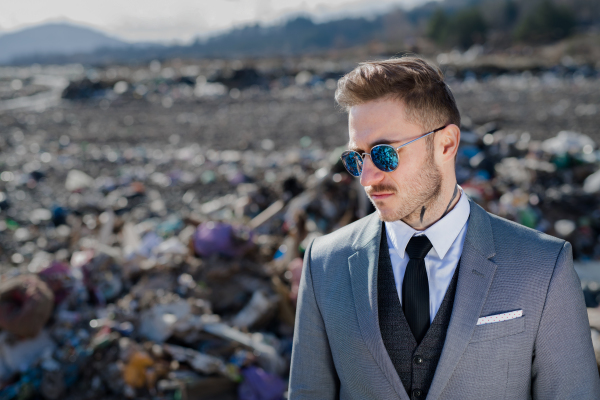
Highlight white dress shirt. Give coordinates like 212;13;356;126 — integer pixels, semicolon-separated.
384;188;470;323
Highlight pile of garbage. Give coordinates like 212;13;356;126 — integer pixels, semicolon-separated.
457;128;600;259
0;126;368;399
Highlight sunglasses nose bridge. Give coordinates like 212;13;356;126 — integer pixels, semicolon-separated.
355;153;371;176
359;152;385;184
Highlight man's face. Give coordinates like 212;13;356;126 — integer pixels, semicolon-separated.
348;98;442;222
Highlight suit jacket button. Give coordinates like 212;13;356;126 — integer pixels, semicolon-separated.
413;355;424;364
412;389;423;398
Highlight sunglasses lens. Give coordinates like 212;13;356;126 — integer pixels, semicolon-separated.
371;145;398;172
341;151;362;177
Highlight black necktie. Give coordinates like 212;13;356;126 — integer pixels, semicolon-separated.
403;235;433;344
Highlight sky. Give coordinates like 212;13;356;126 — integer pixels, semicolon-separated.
0;0;430;43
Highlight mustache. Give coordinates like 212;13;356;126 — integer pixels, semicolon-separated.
366;184;398;196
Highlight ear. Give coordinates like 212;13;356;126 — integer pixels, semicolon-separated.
436;124;460;163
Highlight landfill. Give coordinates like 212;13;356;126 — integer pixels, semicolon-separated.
1;57;600;398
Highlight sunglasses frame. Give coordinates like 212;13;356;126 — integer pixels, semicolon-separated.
341;125;448;177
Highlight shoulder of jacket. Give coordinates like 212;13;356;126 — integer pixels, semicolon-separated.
486;210;566;257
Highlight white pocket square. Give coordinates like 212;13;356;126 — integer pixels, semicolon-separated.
476;310;523;326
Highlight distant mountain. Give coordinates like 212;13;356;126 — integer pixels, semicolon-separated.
0;23;128;63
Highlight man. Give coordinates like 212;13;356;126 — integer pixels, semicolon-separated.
289;57;600;399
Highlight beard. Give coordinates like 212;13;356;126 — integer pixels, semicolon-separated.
367;152;443;223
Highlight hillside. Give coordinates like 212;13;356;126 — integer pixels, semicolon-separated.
0;23;128;63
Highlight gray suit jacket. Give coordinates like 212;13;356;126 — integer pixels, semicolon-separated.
289;199;600;399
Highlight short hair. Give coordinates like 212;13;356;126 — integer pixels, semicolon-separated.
335;57;460;133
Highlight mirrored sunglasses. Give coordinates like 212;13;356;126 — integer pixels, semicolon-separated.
340;126;447;177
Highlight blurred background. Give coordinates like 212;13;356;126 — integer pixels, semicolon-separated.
0;0;600;399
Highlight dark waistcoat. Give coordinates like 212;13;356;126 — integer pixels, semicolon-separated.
378;224;460;399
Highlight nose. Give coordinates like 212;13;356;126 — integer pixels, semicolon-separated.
359;154;385;187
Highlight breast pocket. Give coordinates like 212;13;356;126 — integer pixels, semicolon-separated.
470;316;525;343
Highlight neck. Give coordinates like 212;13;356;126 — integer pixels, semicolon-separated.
402;180;460;231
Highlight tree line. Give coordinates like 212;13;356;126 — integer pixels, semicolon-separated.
427;0;580;49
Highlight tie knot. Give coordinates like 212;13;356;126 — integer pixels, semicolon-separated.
405;235;433;260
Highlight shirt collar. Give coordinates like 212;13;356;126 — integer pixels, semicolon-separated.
384;187;471;260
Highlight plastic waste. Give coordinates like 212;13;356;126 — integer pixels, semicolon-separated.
139;299;191;342
65;170;94;192
232;290;278;329
238;366;287;400
0;275;54;338
193;222;254;258
0;330;56;381
123;351;154;389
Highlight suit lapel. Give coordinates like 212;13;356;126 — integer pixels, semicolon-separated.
426;199;497;400
348;213;409;400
